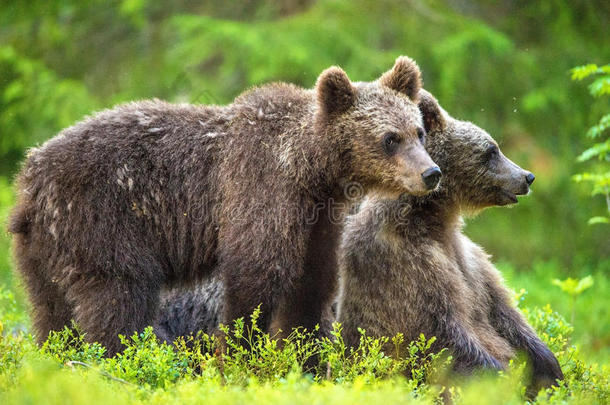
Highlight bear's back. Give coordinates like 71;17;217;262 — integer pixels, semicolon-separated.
10;99;230;275
20;100;230;187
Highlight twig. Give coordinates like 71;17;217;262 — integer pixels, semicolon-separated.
65;361;132;385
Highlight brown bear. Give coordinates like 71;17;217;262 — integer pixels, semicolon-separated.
8;57;440;355
154;90;563;396
337;90;563;394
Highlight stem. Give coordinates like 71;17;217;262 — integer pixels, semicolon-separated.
571;295;576;328
65;361;132;385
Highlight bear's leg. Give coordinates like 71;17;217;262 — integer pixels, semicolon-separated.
216;219;306;333
24;274;74;344
222;268;274;333
67;276;162;356
271;212;341;338
443;319;505;373
483;274;563;397
12;241;74;343
30;280;74;344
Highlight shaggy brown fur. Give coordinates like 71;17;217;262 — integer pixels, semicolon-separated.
8;57;439;355
156;271;336;342
337;90;563;394
156;280;224;341
155;91;562;394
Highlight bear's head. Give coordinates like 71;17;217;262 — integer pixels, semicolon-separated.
315;56;440;197
417;89;535;211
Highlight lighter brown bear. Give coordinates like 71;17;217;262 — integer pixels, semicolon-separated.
337;90;563;396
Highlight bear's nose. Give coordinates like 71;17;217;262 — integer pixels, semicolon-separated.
525;172;535;185
421;166;442;190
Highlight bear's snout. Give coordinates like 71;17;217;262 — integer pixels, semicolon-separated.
421;166;442;190
514;170;535;196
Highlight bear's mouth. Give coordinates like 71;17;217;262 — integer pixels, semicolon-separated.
498;190;518;205
497;185;530;206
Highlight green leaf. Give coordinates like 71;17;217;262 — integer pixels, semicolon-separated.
552;276;594;296
575;275;594;293
552;277;575;294
588;216;609;225
586;114;610;139
591;178;610;196
571;64;599;81
576;140;610;162
588;76;610;97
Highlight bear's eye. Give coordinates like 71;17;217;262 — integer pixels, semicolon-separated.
485;144;499;161
417;128;426;145
382;132;401;155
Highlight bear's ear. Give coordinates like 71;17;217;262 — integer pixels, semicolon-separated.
418;89;446;133
379;56;422;101
316;66;356;117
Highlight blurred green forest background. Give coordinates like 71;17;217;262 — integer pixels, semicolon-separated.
0;1;608;360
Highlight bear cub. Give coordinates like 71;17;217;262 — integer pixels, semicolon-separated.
337;90;563;395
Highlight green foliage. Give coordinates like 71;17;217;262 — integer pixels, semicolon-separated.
0;46;97;174
1;301;609;404
522;305;572;355
0;286;27;334
41;324;106;365
0;330;35;391
0;178;16;285
219;307;319;384
320;324;445;385
552;276;594;297
552;275;594;332
1;357;139;405
523;305;609;405
498;260;610;364
572;63;610;225
585;114;610;140
0;179;27;322
104;328;191;388
28;313;443;391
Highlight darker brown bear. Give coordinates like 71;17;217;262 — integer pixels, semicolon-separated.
9;57;439;355
337;90;563;395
